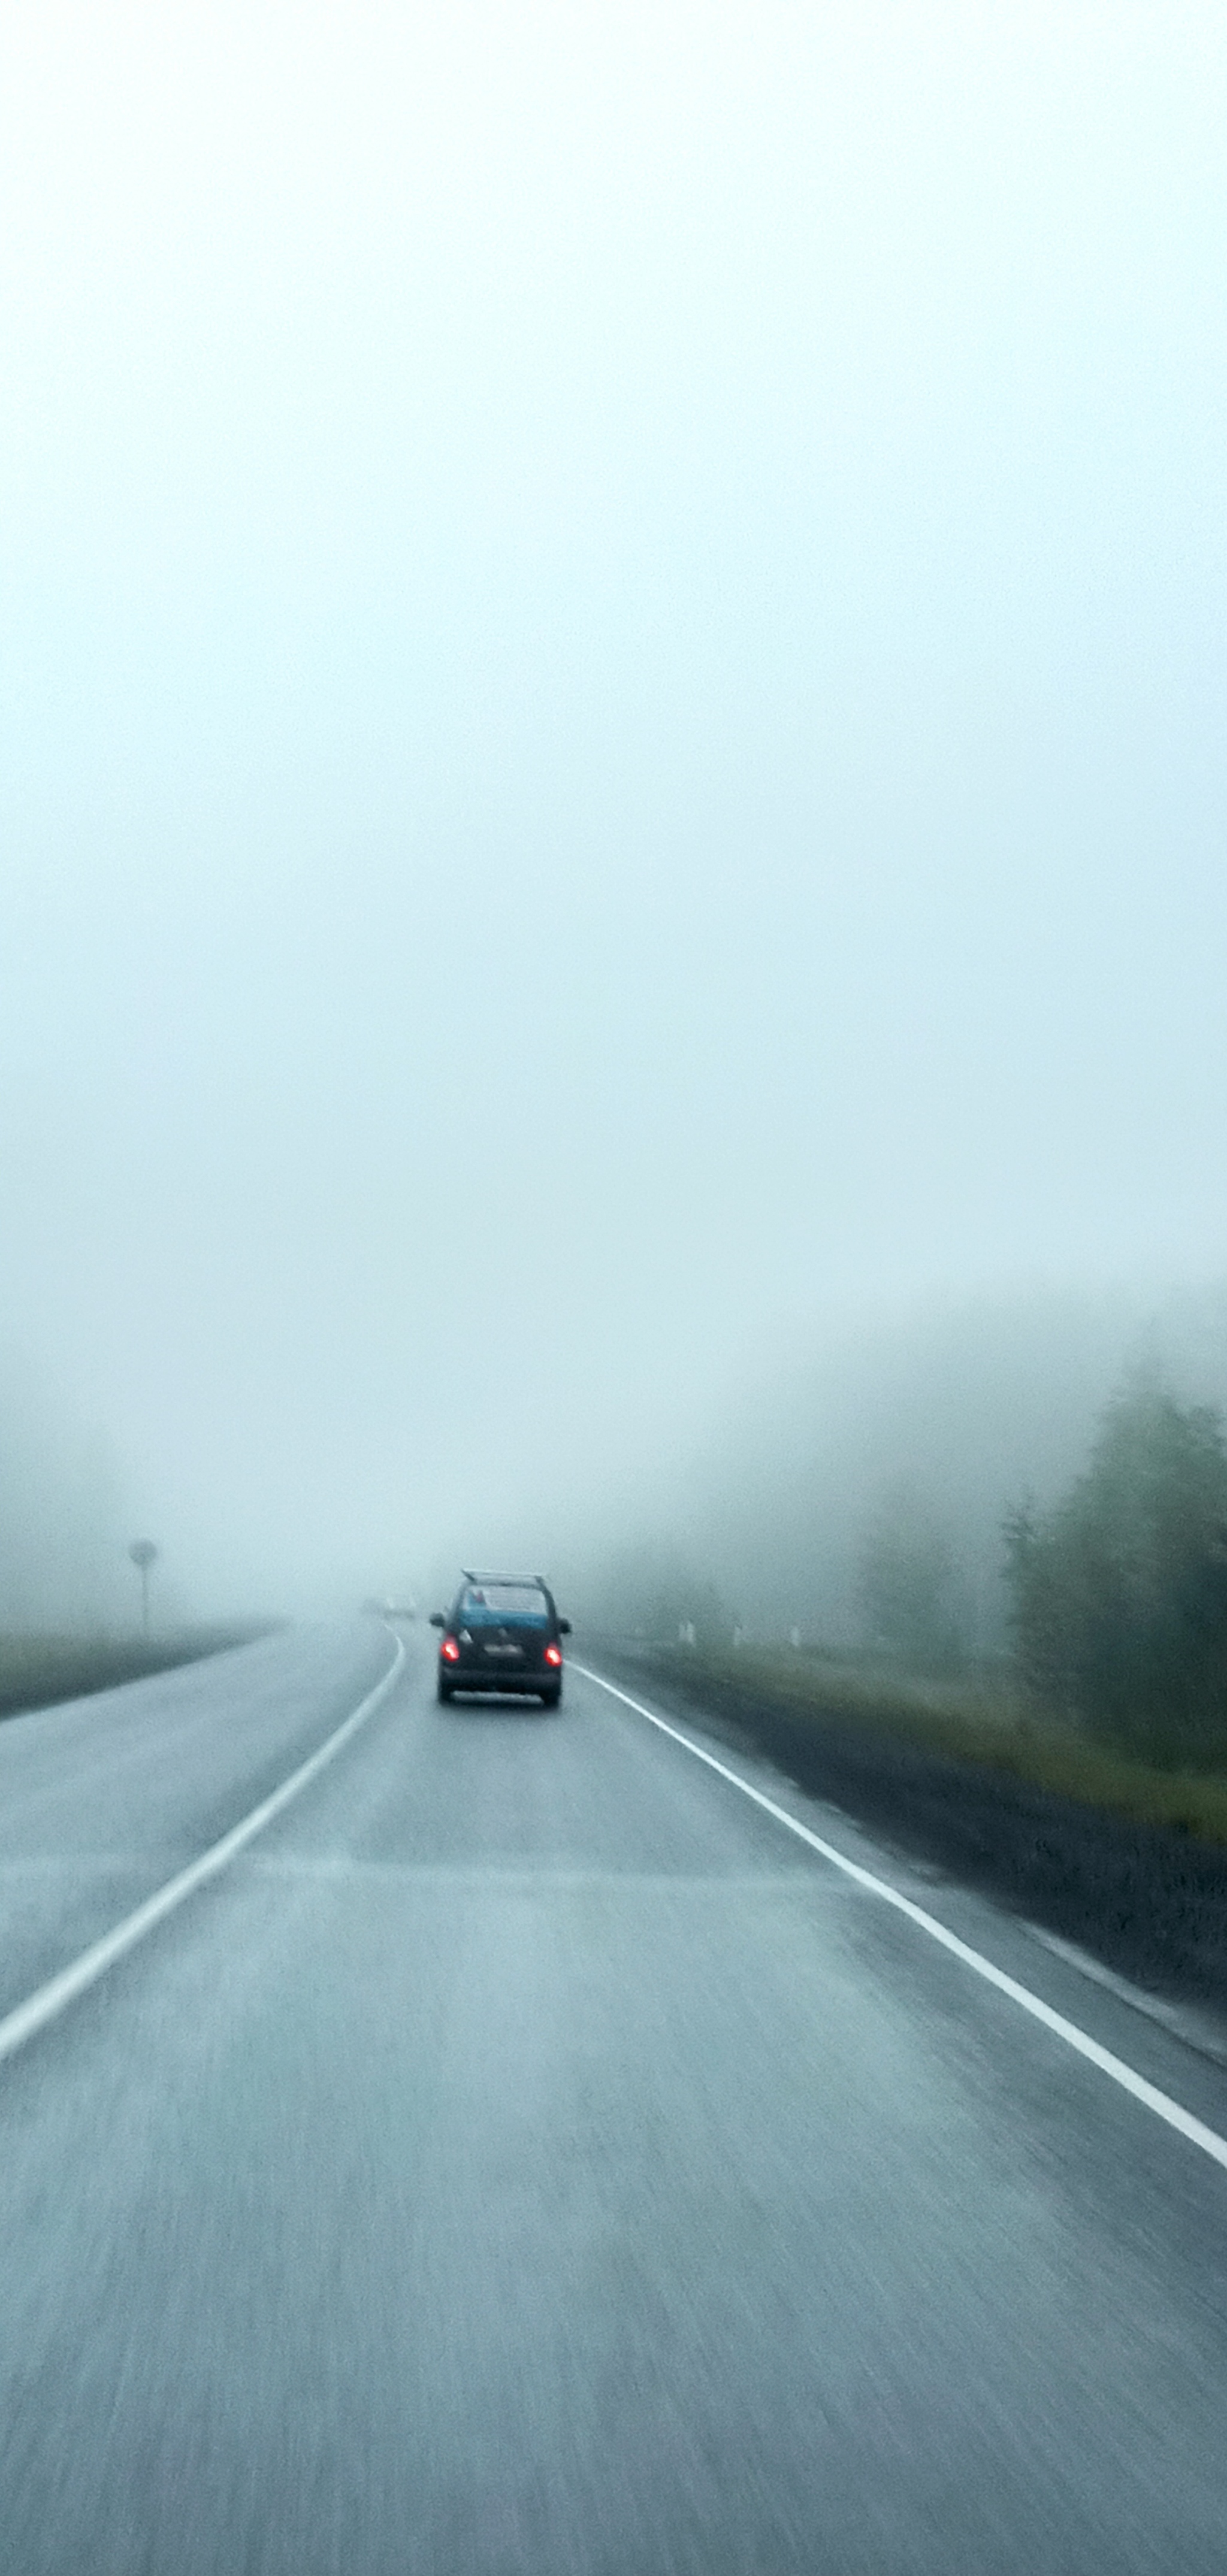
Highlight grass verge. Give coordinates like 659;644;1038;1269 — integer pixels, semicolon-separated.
663;1646;1227;1845
0;1624;279;1722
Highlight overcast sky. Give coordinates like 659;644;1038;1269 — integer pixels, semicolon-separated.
1;2;1224;1607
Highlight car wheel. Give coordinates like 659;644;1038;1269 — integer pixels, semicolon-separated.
541;1686;561;1709
436;1678;454;1704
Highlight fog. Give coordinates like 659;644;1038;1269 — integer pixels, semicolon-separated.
581;1282;1227;1654
2;4;1225;1623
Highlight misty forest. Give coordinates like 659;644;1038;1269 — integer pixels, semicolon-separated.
12;1280;1227;1788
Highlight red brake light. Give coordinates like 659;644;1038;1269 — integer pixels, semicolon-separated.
440;1636;461;1663
544;1642;562;1667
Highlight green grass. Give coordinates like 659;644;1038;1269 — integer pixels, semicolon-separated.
652;1642;1227;1848
0;1623;277;1721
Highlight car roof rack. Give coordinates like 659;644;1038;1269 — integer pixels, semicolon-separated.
461;1569;546;1585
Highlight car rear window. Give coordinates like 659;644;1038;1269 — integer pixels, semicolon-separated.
461;1583;549;1620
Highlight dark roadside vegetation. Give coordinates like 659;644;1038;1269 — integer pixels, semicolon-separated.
597;1375;1227;2014
0;1623;278;1722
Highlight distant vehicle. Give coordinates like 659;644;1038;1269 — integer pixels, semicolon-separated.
430;1572;571;1708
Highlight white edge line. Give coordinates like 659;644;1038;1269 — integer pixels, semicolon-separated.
0;1628;407;2069
575;1660;1227;2178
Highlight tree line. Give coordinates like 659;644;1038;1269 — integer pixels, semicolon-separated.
860;1370;1227;1764
596;1357;1227;1767
1002;1373;1227;1761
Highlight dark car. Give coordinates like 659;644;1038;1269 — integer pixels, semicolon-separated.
430;1572;571;1708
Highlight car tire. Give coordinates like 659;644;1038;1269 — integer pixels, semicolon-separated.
541;1686;561;1710
436;1678;454;1704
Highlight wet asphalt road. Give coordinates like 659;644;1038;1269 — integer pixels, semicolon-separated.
4;1620;1227;2574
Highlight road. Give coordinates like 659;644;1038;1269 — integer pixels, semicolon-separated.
4;1621;1227;2573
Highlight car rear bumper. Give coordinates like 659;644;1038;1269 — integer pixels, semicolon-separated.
440;1667;561;1693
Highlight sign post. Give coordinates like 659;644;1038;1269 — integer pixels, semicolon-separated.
129;1539;159;1638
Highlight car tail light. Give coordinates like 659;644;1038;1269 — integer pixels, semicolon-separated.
544;1642;563;1667
440;1636;461;1663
